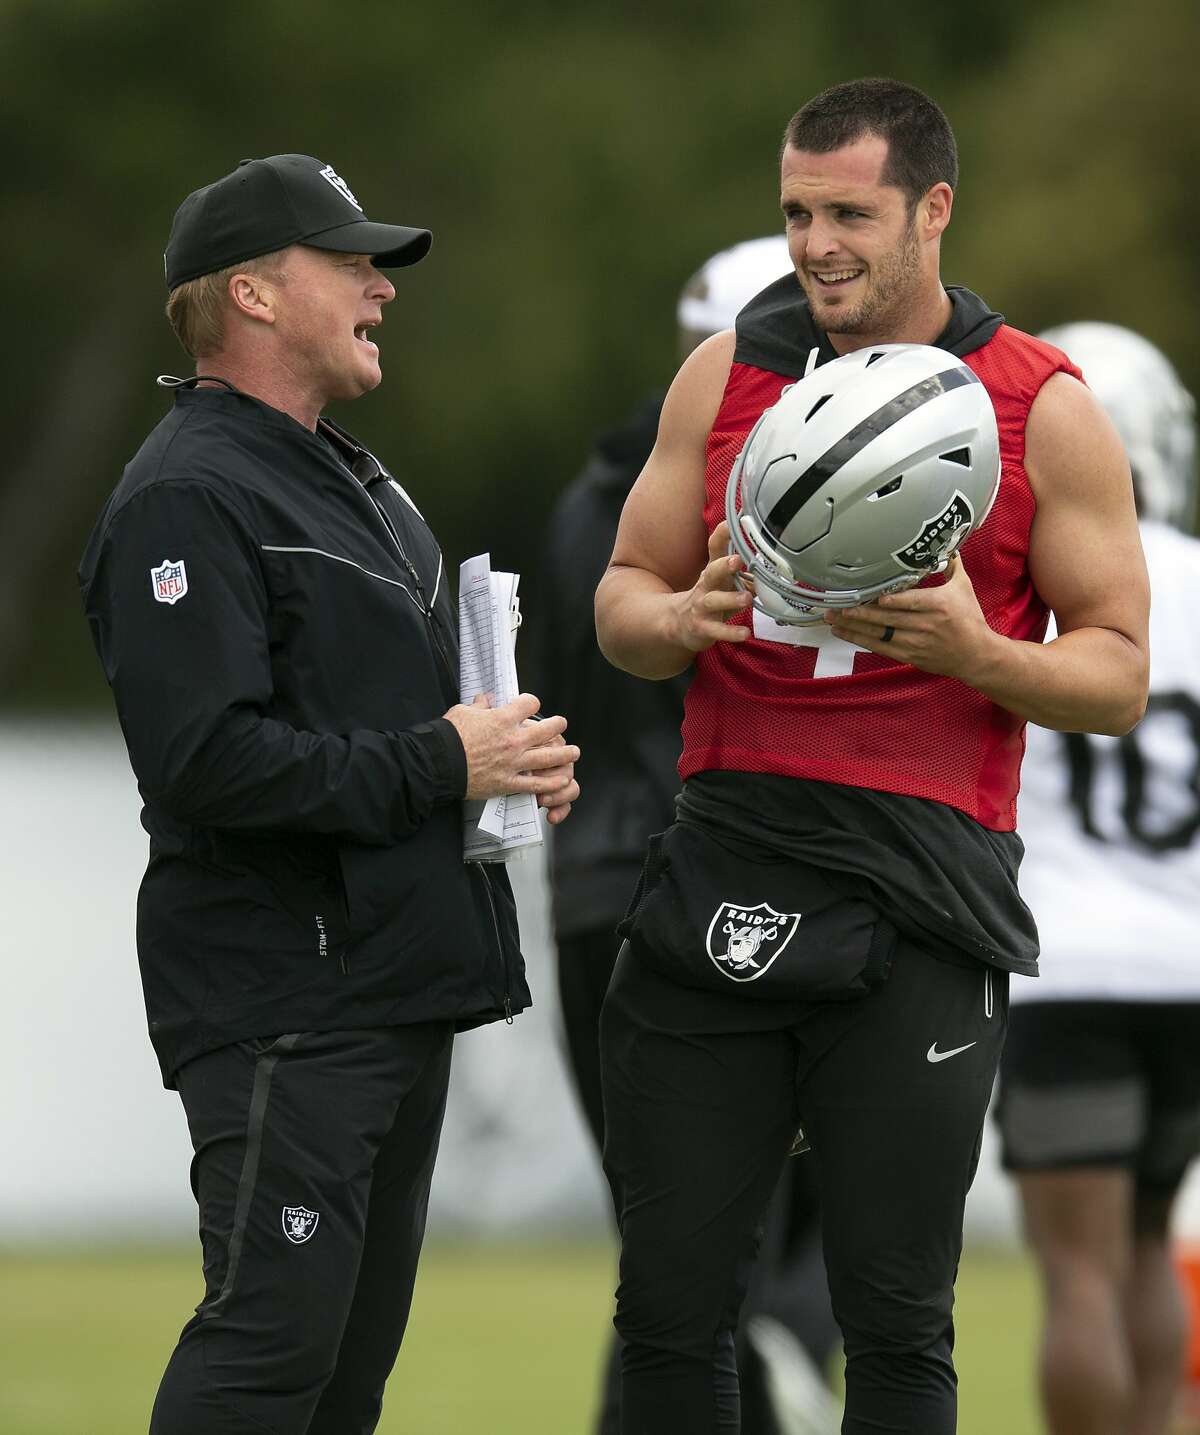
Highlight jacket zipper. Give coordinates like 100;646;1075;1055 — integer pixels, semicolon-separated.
324;435;509;1015
336;467;459;698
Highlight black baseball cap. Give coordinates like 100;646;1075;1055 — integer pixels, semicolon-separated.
164;153;432;290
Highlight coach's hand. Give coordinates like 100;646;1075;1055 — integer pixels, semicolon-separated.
443;693;580;819
673;521;753;654
825;556;1000;679
535;730;580;826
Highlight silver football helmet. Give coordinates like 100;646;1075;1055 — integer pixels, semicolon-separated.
1040;322;1196;532
726;343;1002;625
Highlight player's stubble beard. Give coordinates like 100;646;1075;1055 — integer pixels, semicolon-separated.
805;212;924;341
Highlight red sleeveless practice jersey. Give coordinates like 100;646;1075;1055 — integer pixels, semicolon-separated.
678;327;1082;830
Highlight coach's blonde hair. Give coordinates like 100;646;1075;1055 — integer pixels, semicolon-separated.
165;249;289;358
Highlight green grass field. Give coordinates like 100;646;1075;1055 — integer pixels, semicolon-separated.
0;1242;1039;1434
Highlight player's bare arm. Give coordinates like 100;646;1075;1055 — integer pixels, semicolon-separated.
595;330;751;679
829;374;1149;734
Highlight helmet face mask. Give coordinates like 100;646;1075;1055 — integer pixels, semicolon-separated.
726;344;1002;624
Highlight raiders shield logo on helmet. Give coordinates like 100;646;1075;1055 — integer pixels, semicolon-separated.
893;491;975;571
282;1205;320;1244
704;901;802;983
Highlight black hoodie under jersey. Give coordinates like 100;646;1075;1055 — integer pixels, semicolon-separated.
734;276;1004;378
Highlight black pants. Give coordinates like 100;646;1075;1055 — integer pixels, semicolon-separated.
559;929;841;1435
600;939;1006;1435
150;1023;453;1435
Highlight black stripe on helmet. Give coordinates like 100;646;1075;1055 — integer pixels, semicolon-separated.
764;366;977;542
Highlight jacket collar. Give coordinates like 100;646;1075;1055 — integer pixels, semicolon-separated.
158;375;387;483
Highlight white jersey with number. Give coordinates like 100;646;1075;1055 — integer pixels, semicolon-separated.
1013;520;1200;1002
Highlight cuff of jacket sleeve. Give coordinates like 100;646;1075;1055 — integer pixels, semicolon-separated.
411;718;468;801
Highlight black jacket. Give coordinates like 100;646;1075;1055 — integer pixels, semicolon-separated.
537;393;689;938
79;381;528;1086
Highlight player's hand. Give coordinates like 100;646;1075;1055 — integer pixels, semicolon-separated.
824;556;1001;679
671;521;753;654
443;693;580;803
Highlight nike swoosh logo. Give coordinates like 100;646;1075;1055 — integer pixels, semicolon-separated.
926;1041;977;1064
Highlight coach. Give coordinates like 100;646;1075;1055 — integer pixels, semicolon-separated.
78;153;577;1435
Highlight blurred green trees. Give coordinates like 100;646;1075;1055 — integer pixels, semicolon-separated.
2;0;1195;705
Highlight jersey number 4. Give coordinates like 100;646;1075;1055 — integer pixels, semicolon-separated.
752;611;869;677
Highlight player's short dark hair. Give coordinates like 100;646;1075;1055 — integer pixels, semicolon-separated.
783;79;958;209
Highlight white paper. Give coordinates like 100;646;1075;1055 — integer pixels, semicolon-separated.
459;555;544;863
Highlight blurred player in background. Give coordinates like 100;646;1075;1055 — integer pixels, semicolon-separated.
996;323;1200;1435
540;237;842;1435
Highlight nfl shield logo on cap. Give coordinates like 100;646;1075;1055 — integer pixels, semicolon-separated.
150;559;188;605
